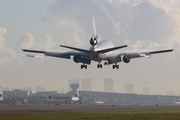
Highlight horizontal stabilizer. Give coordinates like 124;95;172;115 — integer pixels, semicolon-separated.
60;45;93;53
96;45;127;53
60;44;127;54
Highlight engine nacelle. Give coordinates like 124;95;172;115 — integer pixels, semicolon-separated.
73;55;91;65
123;55;130;63
90;38;98;46
90;35;101;46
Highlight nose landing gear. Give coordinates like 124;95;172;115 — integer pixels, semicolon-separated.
97;63;102;68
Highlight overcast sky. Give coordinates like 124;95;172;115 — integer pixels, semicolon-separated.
0;0;179;95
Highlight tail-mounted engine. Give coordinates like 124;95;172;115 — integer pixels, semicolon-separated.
123;55;130;63
90;34;101;46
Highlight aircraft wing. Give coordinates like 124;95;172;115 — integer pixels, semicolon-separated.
120;49;174;59
21;49;90;59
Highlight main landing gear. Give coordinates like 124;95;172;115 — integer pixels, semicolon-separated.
104;61;108;65
112;63;119;69
97;63;102;68
81;64;87;69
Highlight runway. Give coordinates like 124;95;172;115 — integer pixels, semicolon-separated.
0;105;180;115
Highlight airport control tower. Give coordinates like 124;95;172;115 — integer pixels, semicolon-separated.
68;79;80;91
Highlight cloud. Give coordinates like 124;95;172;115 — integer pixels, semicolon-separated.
64;33;83;47
42;0;180;46
36;35;55;50
40;0;180;56
20;33;35;49
16;34;56;51
0;28;6;43
125;40;145;49
93;0;121;35
0;28;21;65
44;35;55;50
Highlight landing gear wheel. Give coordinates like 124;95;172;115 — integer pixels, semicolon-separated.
81;64;87;69
112;64;119;69
117;65;119;69
112;65;115;69
97;64;102;69
100;64;102;68
104;62;108;65
81;65;83;69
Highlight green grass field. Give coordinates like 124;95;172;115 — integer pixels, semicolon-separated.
1;110;180;120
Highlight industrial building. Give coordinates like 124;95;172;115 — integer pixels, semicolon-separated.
124;83;134;94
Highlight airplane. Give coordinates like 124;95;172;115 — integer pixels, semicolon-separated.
47;95;69;105
94;98;104;105
21;16;174;69
65;89;83;105
174;99;180;105
174;101;180;104
46;91;83;105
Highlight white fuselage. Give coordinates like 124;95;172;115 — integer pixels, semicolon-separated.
89;40;115;62
95;101;104;105
71;97;79;102
175;102;180;104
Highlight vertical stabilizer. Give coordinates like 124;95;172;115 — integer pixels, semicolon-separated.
75;89;79;97
90;16;99;46
93;16;96;36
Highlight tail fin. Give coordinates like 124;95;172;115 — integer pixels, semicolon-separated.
93;16;96;36
90;16;100;46
48;95;54;100
75;89;79;97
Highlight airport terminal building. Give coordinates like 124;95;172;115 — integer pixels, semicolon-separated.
0;84;180;105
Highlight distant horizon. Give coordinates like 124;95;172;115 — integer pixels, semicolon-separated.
0;77;179;96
